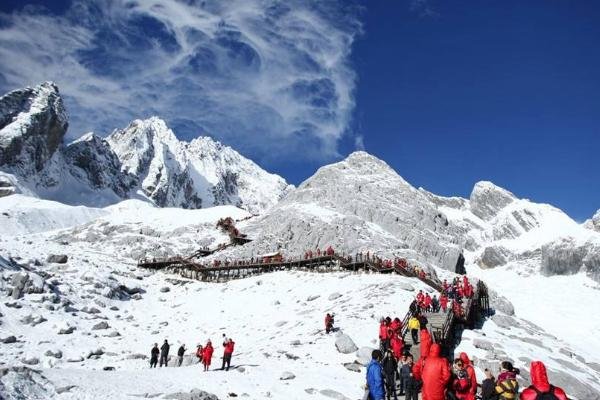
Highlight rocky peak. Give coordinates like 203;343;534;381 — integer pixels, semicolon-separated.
0;82;68;174
470;181;516;221
584;209;600;232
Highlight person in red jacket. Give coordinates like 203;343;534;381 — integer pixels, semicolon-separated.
459;353;477;400
221;338;235;371
202;340;214;371
325;313;334;334
424;293;432;312
440;293;448;313
379;318;390;351
390;332;404;360
390;317;402;334
520;361;568;400
411;337;430;382
421;343;451;400
420;327;432;359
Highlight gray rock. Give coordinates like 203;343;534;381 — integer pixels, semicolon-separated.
67;356;84;363
105;330;121;337
21;357;39;365
478;246;510;269
44;349;63;359
10;272;29;299
162;389;220;400
356;346;376;366
82;306;101;314
343;362;362;372
58;326;75;335
489;291;515;316
473;339;495;351
274;321;287;327
335;333;358;354
1;335;17;344
56;385;77;394
328;292;342;301
126;353;148;360
92;321;110;330
306;295;320;301
46;254;68;264
160;286;170;293
279;371;296;380
396;281;415;291
87;348;104;358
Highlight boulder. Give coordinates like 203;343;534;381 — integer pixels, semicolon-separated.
87;348;104;358
328;292;342;301
343;362;362;372
58;326;75;335
473;339;495;351
21;357;39;365
92;321;110;330
162;389;220;400
46;254;68;264
160;286;170;293
279;371;296;380
2;335;17;344
489;290;515;316
356;346;376;366
44;349;63;359
10;272;29;299
306;295;320;302
319;389;351;400
126;353;147;360
335;333;358;354
478;246;510;269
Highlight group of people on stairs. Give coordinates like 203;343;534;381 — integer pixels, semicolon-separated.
149;336;235;371
365;277;569;400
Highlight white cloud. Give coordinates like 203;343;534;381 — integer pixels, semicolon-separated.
0;0;361;164
354;134;365;151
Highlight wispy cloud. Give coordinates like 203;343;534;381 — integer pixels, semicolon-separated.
0;0;361;164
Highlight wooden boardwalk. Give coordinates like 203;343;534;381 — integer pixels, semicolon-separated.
138;252;489;356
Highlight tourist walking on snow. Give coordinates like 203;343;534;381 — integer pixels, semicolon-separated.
177;344;186;366
366;350;385;400
195;344;204;364
160;339;170;367
221;337;235;371
202;340;214;371
325;313;334;334
420;343;450;400
150;343;159;368
519;361;568;400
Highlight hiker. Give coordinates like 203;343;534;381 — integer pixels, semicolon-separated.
379;318;391;351
390;331;404;360
408;315;420;344
221;337;235;371
421;343;451;400
150;343;159;368
325;313;334;334
432;294;440;313
195;344;204;364
160;339;170;367
481;369;496;400
202;340;214;371
409;299;419;315
390;317;402;334
177;344;186;366
366;350;385;400
440;293;449;313
418;313;428;330
519;361;568;400
459;353;477;400
451;358;472;400
416;290;425;310
424;293;432;312
495;361;519;399
402;355;419;400
382;350;399;400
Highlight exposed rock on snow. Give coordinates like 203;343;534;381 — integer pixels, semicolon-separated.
477;245;511;269
46;254;68;264
343;362;362;372
44;350;62;359
541;237;600;282
1;336;17;344
92;321;110;330
584;210;600;232
163;389;220;400
279;371;296;380
335;333;358;354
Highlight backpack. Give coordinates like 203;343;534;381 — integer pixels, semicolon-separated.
453;370;471;393
496;378;518;399
532;385;560;400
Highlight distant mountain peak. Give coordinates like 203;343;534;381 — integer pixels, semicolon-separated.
470;180;516;220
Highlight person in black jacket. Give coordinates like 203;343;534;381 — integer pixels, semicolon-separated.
403;356;419;400
177;344;186;367
150;343;159;368
160;339;170;367
480;368;497;400
382;349;398;400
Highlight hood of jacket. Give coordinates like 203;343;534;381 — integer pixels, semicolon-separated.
459;352;471;366
530;361;551;392
429;343;441;358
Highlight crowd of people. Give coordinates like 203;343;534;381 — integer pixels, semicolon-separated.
365;274;569;400
149;335;235;371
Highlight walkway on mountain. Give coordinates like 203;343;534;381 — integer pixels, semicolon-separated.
138;251;489;356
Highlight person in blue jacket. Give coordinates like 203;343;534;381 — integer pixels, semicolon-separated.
366;349;385;400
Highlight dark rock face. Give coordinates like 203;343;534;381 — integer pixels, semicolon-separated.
62;134;135;197
0;82;68;174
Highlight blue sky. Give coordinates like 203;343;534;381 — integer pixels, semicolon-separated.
0;1;598;220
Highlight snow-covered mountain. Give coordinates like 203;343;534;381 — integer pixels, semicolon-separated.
0;83;292;214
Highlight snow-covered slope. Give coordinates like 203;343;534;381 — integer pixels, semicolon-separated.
220;151;463;274
0;83;292;214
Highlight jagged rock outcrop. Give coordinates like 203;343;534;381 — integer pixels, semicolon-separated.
477;245;511;269
541;237;600;282
0;83;291;214
470;181;515;221
585;210;600;232
0;82;68;175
